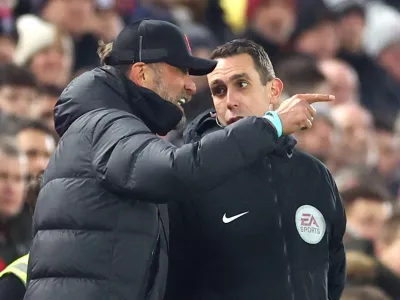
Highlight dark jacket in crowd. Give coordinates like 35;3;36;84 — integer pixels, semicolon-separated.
165;111;347;300
0;205;32;267
0;274;25;300
23;66;283;300
338;51;400;127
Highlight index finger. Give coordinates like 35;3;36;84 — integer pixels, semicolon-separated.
296;94;335;104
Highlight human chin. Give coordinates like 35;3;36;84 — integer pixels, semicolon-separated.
175;114;187;131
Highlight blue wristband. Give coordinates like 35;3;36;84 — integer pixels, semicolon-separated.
263;111;283;138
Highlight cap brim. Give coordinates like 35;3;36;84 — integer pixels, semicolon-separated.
171;56;217;76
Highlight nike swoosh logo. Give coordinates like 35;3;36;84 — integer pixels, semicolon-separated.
222;212;249;223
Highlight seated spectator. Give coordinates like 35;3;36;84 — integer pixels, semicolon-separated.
243;0;296;62
14;15;73;89
291;0;339;59
341;285;391;300
374;119;400;197
331;103;377;171
376;213;400;279
0;173;41;300
0;64;38;119
334;166;388;194
295;114;336;165
37;0;99;71
364;1;400;83
327;0;366;55
0;137;31;268
275;52;329;100
341;185;392;251
15;120;57;181
0;30;16;64
94;8;124;43
335;0;400;127
319;58;360;105
29;85;63;132
346;250;400;299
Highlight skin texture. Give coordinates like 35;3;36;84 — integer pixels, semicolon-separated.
377;230;400;277
17;128;56;179
29;94;58;131
128;62;197;128
207;53;282;126
319;59;359;105
0;85;37;117
331;103;375;166
0;153;27;219
29;45;72;88
346;198;390;242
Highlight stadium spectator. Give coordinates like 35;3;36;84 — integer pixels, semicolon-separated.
0;64;38;118
345;250;400;299
319;58;360;105
29;85;63;132
331;103;377;171
0;174;41;300
341;185;391;246
243;0;297;62
15;120;57;180
14;15;73;88
376;213;400;278
341;285;391;300
0;137;31;268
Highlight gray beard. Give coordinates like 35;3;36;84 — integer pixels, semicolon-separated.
174;114;187;131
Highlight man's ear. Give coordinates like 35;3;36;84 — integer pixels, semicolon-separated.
128;62;146;86
269;78;284;107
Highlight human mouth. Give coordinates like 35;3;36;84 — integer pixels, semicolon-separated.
227;116;243;125
177;98;188;106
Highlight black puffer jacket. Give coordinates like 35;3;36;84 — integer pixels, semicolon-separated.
23;66;281;300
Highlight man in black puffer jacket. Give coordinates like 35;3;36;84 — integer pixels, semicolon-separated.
24;20;333;300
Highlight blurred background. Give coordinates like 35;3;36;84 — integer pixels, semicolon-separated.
0;0;400;299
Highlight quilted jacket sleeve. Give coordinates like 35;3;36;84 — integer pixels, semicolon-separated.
91;110;278;203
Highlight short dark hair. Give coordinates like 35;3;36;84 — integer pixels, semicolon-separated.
16;119;58;143
0;63;38;89
210;39;276;85
38;84;63;98
341;185;389;208
275;53;326;96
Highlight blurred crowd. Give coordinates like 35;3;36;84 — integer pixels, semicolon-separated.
0;0;400;299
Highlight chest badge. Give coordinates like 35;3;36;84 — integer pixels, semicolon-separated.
295;205;326;244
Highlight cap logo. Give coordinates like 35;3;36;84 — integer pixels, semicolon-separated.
184;34;192;53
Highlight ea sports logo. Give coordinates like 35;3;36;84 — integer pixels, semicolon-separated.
295;205;326;244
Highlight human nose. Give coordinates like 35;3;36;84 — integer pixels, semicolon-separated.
184;76;197;96
226;90;239;110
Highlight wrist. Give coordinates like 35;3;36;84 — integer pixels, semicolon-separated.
263;111;283;137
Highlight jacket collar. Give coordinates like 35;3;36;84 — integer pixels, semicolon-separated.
122;74;183;136
55;66;183;137
184;109;297;158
